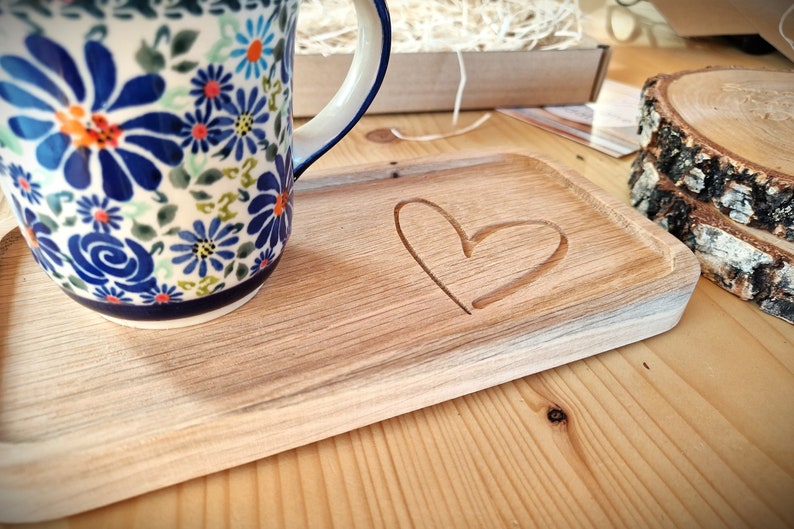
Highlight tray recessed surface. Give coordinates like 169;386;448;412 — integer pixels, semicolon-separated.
0;150;700;523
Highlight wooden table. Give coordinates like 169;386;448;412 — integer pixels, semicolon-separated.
3;3;793;528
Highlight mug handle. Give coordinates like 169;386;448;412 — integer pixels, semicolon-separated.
291;0;391;178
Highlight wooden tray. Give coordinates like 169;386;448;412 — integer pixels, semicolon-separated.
0;150;700;523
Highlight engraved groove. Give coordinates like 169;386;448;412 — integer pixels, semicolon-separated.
394;197;568;314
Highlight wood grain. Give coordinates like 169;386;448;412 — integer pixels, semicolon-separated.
664;68;793;174
0;150;698;523
5;280;791;529
1;13;793;527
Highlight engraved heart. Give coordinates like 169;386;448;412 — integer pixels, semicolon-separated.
394;198;568;314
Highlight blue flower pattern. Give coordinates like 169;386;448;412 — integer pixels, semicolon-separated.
180;107;226;154
8;163;42;204
11;196;63;273
171;218;240;278
190;65;234;112
141;283;184;304
250;246;277;276
248;151;293;249
0;35;185;202
231;15;276;79
0;4;299;309
76;195;124;233
94;285;134;304
216;87;270;161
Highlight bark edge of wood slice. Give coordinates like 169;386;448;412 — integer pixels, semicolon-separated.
637;66;794;242
630;150;793;324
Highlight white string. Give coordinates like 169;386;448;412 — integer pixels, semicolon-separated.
296;0;580;141
390;112;492;142
389;50;492;142
452;50;466;126
780;3;794;52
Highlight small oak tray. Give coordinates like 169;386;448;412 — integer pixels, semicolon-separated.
0;150;700;523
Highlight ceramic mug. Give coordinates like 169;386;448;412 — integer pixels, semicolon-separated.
0;0;390;328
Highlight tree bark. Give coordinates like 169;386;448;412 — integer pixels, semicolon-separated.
636;67;794;241
631;67;794;323
630;151;793;323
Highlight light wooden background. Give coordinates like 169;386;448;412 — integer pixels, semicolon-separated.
1;1;793;527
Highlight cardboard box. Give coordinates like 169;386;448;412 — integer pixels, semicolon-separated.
650;0;794;62
293;37;611;116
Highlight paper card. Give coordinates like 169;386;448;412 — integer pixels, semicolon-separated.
498;80;642;158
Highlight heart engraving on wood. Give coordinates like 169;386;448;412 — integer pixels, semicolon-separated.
394;198;568;314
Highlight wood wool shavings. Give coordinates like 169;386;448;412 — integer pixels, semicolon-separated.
296;0;583;55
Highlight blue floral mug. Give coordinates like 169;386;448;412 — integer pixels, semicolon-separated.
0;0;390;328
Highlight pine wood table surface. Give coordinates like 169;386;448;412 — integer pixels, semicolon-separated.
2;2;793;528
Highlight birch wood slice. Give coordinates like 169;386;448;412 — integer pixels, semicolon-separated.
630;150;794;323
637;67;794;241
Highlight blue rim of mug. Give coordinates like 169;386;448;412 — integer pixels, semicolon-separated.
62;255;282;323
293;0;392;177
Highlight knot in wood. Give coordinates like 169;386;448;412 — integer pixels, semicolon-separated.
547;407;567;424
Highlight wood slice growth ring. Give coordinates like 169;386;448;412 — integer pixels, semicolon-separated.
631;67;794;323
636;67;794;240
